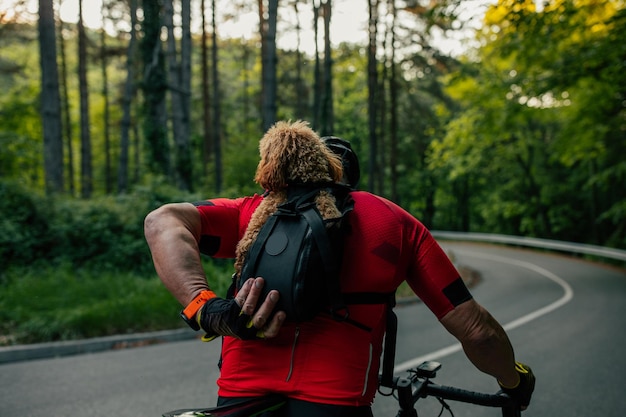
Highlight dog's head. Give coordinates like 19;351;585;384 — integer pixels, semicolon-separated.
254;120;343;191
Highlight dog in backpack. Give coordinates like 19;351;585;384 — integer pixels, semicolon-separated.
233;120;344;276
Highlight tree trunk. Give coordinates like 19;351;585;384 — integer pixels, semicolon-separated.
312;2;321;129
367;0;379;192
141;0;170;177
78;0;93;198
388;0;398;203
38;0;64;195
57;0;74;196
180;0;192;190
118;0;138;194
211;0;223;192
377;47;386;196
100;1;112;194
293;0;306;119
164;0;191;191
319;0;333;136
200;0;212;177
259;0;278;131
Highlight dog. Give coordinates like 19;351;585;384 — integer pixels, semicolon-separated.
234;120;344;275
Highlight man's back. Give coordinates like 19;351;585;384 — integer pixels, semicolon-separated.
217;190;464;405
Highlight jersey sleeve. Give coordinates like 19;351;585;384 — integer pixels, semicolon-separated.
346;192;472;319
193;195;262;258
402;213;473;319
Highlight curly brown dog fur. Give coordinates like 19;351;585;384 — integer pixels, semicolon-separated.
234;120;344;275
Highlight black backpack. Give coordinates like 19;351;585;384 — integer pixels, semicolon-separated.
235;182;398;388
237;182;354;322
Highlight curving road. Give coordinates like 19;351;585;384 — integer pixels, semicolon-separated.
1;243;625;417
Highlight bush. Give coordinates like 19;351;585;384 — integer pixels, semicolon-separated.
45;196;154;273
0;179;204;274
0;180;239;343
0;180;50;269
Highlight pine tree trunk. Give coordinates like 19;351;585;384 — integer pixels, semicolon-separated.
367;0;379;193
100;1;112;194
200;0;212;177
320;0;333;136
388;0;398;203
259;0;278;131
140;0;169;177
38;0;64;194
312;2;321;129
57;0;75;196
118;0;138;194
78;0;93;198
293;1;306;119
180;0;192;191
164;0;189;191
211;0;223;192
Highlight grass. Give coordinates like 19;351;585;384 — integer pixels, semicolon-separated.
0;259;234;346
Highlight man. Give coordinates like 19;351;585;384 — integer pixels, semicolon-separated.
145;121;534;417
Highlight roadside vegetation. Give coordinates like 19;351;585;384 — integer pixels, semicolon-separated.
0;180;235;345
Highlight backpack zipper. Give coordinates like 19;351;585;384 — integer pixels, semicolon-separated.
285;326;300;382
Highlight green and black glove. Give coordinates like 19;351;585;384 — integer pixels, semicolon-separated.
498;362;536;408
197;297;264;341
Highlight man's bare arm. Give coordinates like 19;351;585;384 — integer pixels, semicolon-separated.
440;299;519;387
144;202;285;337
144;202;209;306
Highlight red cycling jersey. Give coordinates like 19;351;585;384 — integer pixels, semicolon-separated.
194;191;468;406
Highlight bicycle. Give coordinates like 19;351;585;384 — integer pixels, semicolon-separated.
162;361;520;417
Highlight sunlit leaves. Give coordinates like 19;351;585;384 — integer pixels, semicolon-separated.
434;0;625;245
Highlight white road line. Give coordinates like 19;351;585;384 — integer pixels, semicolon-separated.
394;250;574;373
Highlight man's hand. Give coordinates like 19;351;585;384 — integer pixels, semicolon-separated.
499;362;536;410
198;278;286;340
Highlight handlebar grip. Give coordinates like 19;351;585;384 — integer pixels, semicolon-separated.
425;384;513;408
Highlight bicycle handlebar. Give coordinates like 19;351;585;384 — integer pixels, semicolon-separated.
424;383;511;407
389;361;521;417
423;383;520;416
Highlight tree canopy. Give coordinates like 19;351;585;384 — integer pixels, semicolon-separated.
0;0;624;251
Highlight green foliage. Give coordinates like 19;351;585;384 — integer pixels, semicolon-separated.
0;180;49;267
45;195;148;271
429;0;626;248
0;178;205;274
0;36;43;188
0;265;183;344
0;179;237;344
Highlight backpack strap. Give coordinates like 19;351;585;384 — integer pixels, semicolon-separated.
300;206;347;316
241;214;279;284
292;182;354;317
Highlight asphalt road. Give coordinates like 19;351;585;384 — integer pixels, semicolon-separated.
1;243;625;417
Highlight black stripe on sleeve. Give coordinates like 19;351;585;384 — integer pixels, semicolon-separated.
442;277;473;307
192;201;218;255
198;235;221;256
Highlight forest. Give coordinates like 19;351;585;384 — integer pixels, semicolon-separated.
1;0;625;276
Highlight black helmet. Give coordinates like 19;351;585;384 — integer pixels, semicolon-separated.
322;136;360;188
